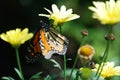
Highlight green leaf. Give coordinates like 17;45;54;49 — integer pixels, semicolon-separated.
49;59;62;70
1;76;14;80
66;58;72;61
75;71;82;80
88;71;104;80
29;72;42;80
14;68;22;80
44;75;52;80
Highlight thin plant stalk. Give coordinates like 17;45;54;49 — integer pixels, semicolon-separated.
96;26;112;80
63;54;67;80
59;25;62;34
96;39;110;80
15;47;25;80
59;25;66;80
75;71;81;80
69;35;86;80
69;54;79;80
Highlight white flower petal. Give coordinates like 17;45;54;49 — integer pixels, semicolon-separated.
38;14;50;18
44;8;52;14
52;4;59;13
66;9;73;14
60;5;66;13
39;4;80;26
88;0;120;24
66;14;80;21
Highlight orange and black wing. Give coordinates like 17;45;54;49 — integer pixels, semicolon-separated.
26;21;69;60
39;27;69;59
26;29;42;62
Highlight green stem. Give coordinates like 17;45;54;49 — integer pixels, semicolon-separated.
69;35;85;80
69;54;79;80
80;36;85;45
96;39;110;80
75;71;81;80
59;26;62;34
15;47;25;80
58;24;66;80
95;26;112;80
64;54;66;80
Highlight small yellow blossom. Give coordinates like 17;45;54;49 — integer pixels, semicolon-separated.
80;68;92;79
88;0;120;24
78;45;95;60
38;4;80;26
93;62;120;78
0;28;33;47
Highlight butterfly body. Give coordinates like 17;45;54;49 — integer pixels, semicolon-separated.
27;21;69;62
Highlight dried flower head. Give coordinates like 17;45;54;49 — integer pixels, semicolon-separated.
88;0;120;24
78;45;95;60
38;4;80;26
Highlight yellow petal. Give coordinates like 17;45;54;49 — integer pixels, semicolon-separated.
88;0;120;24
0;28;33;47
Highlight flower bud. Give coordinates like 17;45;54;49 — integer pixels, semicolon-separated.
81;29;88;36
78;45;95;60
105;33;115;41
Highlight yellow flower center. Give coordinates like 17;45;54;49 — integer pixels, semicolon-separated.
51;14;65;25
80;45;93;56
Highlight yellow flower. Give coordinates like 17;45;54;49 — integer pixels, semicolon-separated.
88;0;120;24
0;28;33;47
80;68;92;79
78;45;95;60
93;62;120;78
38;4;80;26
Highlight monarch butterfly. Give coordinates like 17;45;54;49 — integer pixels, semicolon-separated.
26;21;69;62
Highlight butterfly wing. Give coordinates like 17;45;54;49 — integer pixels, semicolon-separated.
27;21;69;60
26;29;42;62
40;27;69;59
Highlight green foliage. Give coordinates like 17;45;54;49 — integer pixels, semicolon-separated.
29;72;43;80
14;68;22;80
1;76;14;80
1;68;23;80
44;75;52;80
49;59;62;70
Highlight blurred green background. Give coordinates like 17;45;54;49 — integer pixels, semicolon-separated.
0;0;120;79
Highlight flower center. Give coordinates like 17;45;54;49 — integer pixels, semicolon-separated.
80;46;93;56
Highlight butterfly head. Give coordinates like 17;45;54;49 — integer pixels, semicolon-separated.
40;20;52;32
